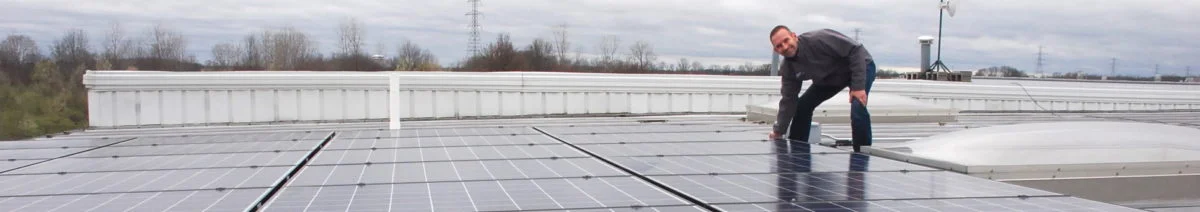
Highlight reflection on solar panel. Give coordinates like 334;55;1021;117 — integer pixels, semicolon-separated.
0;122;1138;211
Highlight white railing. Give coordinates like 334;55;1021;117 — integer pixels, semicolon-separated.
83;71;1200;128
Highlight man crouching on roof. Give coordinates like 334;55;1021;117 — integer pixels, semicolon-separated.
766;25;876;152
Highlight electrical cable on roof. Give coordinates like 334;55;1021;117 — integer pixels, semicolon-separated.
1011;82;1062;119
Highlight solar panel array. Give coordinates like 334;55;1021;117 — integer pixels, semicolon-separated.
0;122;1139;211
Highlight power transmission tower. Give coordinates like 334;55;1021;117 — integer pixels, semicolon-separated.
1188;66;1192;77
853;28;861;42
1035;46;1046;76
1110;58;1116;76
466;0;482;56
1155;64;1159;75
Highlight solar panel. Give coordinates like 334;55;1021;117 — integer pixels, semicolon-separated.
71;140;323;158
338;127;540;139
537;124;740;134
309;144;589;165
0;138;122;150
0;160;39;173
0;148;96;160
0;188;266;212
518;205;706;212
613;153;935;176
324;134;561;150
263;177;694;211
0;167;290;196
289;158;627;186
113;131;330;147
576;141;846;157
650;171;1059;204
4;151;310;175
0;121;1143;211
552;131;765;144
711;196;1142;211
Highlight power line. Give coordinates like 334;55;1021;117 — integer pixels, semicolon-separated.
466;0;482;56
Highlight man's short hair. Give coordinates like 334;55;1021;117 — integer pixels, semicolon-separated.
770;25;790;39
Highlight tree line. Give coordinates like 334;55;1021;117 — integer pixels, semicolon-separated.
974;66;1193;82
458;26;774;76
0;20;783;140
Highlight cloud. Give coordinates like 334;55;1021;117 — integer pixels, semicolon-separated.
0;0;1196;76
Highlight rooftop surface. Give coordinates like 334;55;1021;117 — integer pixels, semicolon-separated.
0;113;1163;211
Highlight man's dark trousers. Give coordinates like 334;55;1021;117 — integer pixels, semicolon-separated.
785;61;876;148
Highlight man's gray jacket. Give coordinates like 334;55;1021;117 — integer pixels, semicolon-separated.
773;29;874;134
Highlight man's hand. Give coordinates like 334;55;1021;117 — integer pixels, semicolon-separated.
769;131;781;140
850;89;868;105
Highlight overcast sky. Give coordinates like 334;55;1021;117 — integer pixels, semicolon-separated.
2;0;1197;76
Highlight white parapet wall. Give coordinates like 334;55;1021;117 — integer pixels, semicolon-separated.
83;70;1200;128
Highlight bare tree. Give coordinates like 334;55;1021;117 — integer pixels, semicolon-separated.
261;27;317;70
479;33;525;71
572;44;584;69
552;23;569;64
677;58;690;72
374;41;386;56
1;35;41;65
338;17;366;57
598;35;620;68
147;23;188;70
395;40;438;71
692;61;703;71
739;62;756;72
525;38;555;71
209;42;242;70
626;40;656;72
102;22;136;66
52;29;93;74
241;34;261;69
0;34;41;83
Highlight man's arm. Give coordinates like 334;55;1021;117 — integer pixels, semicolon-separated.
773;62;801;135
845;45;871;91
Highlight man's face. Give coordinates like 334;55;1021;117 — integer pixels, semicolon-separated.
770;29;797;57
